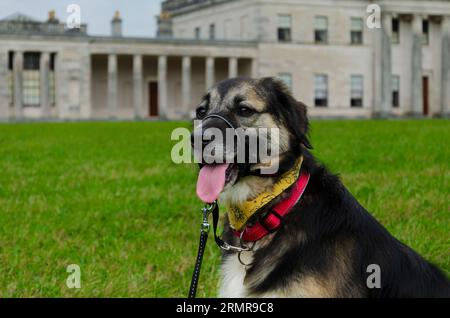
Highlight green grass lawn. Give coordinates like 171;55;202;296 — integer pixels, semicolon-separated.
0;120;448;297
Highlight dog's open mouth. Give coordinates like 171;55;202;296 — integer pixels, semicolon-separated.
196;163;237;203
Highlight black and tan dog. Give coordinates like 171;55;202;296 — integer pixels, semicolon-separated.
193;77;450;298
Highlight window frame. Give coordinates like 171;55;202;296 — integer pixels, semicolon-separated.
22;52;41;108
350;17;364;45
350;74;364;107
314;74;328;107
314;16;328;44
240;15;249;39
194;27;201;40
209;23;215;40
392;75;400;108
277;14;292;43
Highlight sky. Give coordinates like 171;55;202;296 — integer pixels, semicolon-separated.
0;0;164;37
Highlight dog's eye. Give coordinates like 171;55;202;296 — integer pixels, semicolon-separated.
237;106;255;117
196;106;208;119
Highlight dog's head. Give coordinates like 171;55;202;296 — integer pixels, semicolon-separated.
192;77;311;204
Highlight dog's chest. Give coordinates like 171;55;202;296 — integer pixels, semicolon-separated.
219;254;249;297
219;251;338;298
219;233;288;298
219;252;287;298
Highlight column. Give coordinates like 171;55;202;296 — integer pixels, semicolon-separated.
205;57;215;90
133;54;143;119
380;13;392;115
54;52;61;118
107;54;118;118
181;56;191;113
0;50;8;119
228;57;238;78
13;51;23;119
373;12;392;116
158;55;168;119
82;53;92;119
430;16;442;116
442;16;450;115
399;14;413;114
411;14;423;115
40;52;50;118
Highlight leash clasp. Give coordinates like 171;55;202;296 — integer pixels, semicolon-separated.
200;200;251;252
200;201;216;233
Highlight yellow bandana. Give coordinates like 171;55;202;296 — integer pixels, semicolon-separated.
226;157;304;231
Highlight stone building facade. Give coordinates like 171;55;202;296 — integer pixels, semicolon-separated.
0;0;449;120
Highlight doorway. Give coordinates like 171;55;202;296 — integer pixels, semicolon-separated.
422;76;429;116
148;82;158;117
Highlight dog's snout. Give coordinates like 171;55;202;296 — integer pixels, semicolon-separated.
190;129;209;147
203;116;233;132
191;116;232;147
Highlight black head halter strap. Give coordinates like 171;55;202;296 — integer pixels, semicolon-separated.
201;113;243;150
203;113;236;130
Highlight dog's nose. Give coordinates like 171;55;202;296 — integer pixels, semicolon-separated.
191;115;234;148
191;129;209;147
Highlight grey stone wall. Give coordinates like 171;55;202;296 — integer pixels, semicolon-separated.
0;49;9;119
442;17;450;115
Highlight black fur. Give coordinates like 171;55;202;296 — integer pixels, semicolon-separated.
216;77;450;298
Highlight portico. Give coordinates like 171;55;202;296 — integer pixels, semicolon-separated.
386;12;450;117
90;51;255;120
2;37;256;120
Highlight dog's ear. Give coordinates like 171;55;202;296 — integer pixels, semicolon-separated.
259;77;312;149
290;100;312;149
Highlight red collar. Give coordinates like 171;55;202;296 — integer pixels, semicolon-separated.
233;170;310;242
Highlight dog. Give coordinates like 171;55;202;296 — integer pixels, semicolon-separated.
192;77;450;298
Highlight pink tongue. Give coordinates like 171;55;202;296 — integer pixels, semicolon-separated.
196;164;230;203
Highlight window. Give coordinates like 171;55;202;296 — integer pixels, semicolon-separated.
209;23;215;40
422;19;429;45
194;27;201;39
392;75;400;108
8;51;13;105
350;75;363;107
277;14;292;42
224;19;231;39
314;74;328;107
23;52;40;107
350;18;363;44
50;53;56;106
315;16;328;44
240;15;249;39
277;73;293;91
392;18;400;43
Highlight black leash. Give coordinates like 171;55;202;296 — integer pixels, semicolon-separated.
187;223;209;298
188;201;250;298
188;202;215;298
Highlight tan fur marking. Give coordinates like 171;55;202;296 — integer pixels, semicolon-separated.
220;175;275;207
209;88;222;112
244;88;266;112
